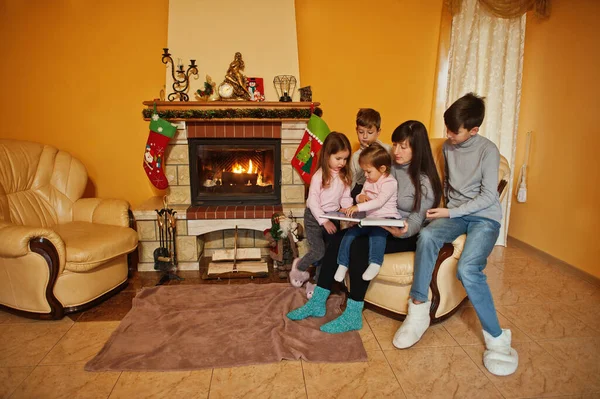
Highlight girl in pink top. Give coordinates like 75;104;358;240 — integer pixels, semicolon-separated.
289;132;353;298
335;143;400;282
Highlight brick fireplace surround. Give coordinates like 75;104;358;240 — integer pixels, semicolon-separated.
133;101;314;271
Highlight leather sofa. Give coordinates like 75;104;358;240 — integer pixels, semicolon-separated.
359;138;510;323
0;139;139;320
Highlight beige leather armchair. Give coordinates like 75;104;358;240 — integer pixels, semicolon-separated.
362;138;510;323
0;140;138;319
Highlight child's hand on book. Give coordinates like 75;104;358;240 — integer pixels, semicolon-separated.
344;205;359;217
382;224;408;237
426;208;450;219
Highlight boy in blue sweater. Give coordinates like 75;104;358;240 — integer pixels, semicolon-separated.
393;93;518;376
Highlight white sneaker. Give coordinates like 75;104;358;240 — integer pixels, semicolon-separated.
393;299;431;349
483;329;519;376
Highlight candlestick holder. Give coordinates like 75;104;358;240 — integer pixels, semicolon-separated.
162;48;199;101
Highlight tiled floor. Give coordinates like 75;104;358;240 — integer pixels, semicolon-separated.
1;238;599;398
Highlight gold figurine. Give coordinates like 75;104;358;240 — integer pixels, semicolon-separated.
218;52;251;101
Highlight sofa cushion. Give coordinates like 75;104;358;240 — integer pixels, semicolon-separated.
53;222;138;272
376;251;415;285
372;234;467;286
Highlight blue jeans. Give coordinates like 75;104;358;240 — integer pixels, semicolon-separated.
411;216;502;336
337;226;389;267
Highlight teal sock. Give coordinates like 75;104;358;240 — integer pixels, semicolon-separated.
320;298;364;333
287;286;330;320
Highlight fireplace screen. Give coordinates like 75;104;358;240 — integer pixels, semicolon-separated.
189;138;281;206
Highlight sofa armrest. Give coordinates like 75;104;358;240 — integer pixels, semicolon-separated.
72;198;131;227
450;234;466;259
0;221;66;273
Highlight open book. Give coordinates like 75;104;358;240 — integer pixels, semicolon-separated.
320;211;405;228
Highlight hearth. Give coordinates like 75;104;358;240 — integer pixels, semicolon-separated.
188;138;281;206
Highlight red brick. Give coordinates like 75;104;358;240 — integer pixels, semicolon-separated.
273;123;281;138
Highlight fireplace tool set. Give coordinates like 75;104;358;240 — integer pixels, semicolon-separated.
154;196;183;285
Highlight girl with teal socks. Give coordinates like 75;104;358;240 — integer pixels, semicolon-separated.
286;286;330;320
286;121;442;335
285;287;363;333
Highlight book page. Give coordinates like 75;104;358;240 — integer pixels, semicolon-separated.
211;248;262;261
207;261;268;275
320;211;366;222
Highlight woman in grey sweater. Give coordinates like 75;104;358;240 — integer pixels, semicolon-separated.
287;120;443;334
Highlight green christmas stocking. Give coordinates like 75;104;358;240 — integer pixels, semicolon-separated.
143;114;177;189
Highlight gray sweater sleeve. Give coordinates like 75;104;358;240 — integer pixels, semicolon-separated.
350;150;363;188
402;176;435;238
447;144;500;219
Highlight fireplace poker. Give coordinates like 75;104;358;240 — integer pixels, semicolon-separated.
232;226;238;272
156;211;163;249
168;211;178;265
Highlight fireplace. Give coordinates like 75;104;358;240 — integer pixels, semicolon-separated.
134;101;316;272
188;138;281;206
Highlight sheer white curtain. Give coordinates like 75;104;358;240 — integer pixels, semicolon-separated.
441;0;526;245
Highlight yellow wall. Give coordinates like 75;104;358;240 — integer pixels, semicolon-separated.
295;0;444;147
167;0;300;102
10;1;596;279
509;0;600;278
0;0;445;207
0;0;169;206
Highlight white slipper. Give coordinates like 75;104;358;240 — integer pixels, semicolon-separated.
393;300;431;349
483;329;519;376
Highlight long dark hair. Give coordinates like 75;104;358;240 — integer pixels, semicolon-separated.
317;132;352;188
391;121;442;211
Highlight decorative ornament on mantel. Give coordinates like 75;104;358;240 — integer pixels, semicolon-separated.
195;75;218;102
162;48;199;101
218;52;252;101
273;75;297;102
299;86;312;102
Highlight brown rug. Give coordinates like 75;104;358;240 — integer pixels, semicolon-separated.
85;284;367;371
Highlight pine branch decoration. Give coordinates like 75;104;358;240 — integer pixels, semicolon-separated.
142;108;312;120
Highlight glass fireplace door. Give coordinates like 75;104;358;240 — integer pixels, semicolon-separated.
189;138;281;206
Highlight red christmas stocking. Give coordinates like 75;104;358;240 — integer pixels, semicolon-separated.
143;114;177;189
291;113;330;184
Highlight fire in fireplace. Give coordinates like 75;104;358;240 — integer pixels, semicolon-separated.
188;138;281;206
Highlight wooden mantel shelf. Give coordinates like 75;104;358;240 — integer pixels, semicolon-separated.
143;101;319;110
142;101;320;122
